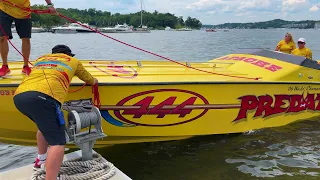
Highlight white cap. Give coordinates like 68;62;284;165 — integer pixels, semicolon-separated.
298;38;306;43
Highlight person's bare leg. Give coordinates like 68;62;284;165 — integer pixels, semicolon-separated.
0;37;9;65
45;146;64;180
37;130;48;154
21;38;30;66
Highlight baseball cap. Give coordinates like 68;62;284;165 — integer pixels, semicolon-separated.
298;38;306;43
52;44;75;57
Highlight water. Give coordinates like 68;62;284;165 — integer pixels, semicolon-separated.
2;29;320;179
6;29;320;61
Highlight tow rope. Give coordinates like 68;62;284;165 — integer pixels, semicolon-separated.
1;0;261;81
1;0;260;108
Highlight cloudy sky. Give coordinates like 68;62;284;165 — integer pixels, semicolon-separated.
31;0;320;25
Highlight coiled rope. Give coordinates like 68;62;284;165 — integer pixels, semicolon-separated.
31;153;116;180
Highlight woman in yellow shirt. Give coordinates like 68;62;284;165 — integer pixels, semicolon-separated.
275;32;296;54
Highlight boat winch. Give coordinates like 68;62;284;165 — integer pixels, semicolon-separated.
62;99;106;161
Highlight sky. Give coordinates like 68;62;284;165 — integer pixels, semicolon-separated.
31;0;320;25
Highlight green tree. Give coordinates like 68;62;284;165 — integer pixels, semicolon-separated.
30;5;202;29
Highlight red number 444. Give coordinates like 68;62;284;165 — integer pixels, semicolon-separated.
122;96;197;118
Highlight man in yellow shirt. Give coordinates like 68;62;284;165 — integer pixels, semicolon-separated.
0;0;56;77
13;45;98;180
292;38;313;59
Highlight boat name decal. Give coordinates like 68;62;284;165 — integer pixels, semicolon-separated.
100;89;211;127
218;56;282;72
234;93;320;122
89;61;138;79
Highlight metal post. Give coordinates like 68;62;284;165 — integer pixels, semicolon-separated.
78;140;96;161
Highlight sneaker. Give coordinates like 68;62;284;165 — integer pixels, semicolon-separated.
22;65;31;76
33;157;45;171
0;65;10;77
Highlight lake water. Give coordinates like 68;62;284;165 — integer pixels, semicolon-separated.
1;29;320;180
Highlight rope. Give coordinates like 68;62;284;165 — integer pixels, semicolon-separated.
0;1;102;108
1;0;261;81
92;84;101;109
31;153;116;180
0;25;34;67
77;111;99;128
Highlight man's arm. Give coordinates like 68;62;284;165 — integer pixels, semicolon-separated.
75;62;97;86
44;0;56;14
45;0;53;5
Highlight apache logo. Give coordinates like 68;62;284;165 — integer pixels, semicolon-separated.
233;93;320;122
89;61;138;79
100;89;238;127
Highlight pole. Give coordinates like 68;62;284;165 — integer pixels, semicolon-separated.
140;0;143;27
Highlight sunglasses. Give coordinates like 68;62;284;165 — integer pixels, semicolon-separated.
298;41;305;44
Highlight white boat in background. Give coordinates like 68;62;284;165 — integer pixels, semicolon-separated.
165;26;174;31
176;27;193;31
52;28;78;34
52;22;95;33
134;25;150;33
31;27;46;33
133;0;150;33
99;24;134;33
99;0;150;34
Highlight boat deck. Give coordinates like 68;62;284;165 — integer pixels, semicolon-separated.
0;59;255;86
2;50;319;86
0;150;132;180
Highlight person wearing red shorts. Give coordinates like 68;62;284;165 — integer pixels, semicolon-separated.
0;0;56;77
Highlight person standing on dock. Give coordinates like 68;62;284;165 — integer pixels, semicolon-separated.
13;45;98;180
0;0;56;77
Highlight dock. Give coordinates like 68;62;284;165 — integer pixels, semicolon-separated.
0;150;132;180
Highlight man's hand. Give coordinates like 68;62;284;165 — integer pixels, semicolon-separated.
48;6;57;14
94;78;98;85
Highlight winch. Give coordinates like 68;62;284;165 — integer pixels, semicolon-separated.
62;99;106;161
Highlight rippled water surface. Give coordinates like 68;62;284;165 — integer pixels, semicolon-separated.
1;29;320;179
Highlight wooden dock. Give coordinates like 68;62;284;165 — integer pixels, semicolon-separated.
0;150;132;180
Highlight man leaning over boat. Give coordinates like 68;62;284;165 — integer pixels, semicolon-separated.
0;0;56;77
13;45;98;180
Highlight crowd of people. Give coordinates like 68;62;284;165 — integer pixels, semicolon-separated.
275;32;313;60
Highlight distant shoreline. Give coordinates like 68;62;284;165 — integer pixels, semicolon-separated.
203;19;320;29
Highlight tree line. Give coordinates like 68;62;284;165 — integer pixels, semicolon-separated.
30;5;202;29
204;19;317;29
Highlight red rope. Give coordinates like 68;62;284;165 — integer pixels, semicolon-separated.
1;0;259;108
0;25;88;94
0;25;34;67
92;83;101;109
1;0;101;107
58;14;260;81
1;0;260;81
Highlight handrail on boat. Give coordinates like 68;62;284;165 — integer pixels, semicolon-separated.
88;61;235;68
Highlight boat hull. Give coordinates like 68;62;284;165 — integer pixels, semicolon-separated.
1;82;319;147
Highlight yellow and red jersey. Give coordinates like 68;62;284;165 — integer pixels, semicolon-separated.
14;53;95;105
0;0;31;19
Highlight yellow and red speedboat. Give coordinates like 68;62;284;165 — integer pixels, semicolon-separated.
1;49;320;147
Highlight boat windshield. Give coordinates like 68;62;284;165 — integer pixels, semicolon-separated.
233;48;320;70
